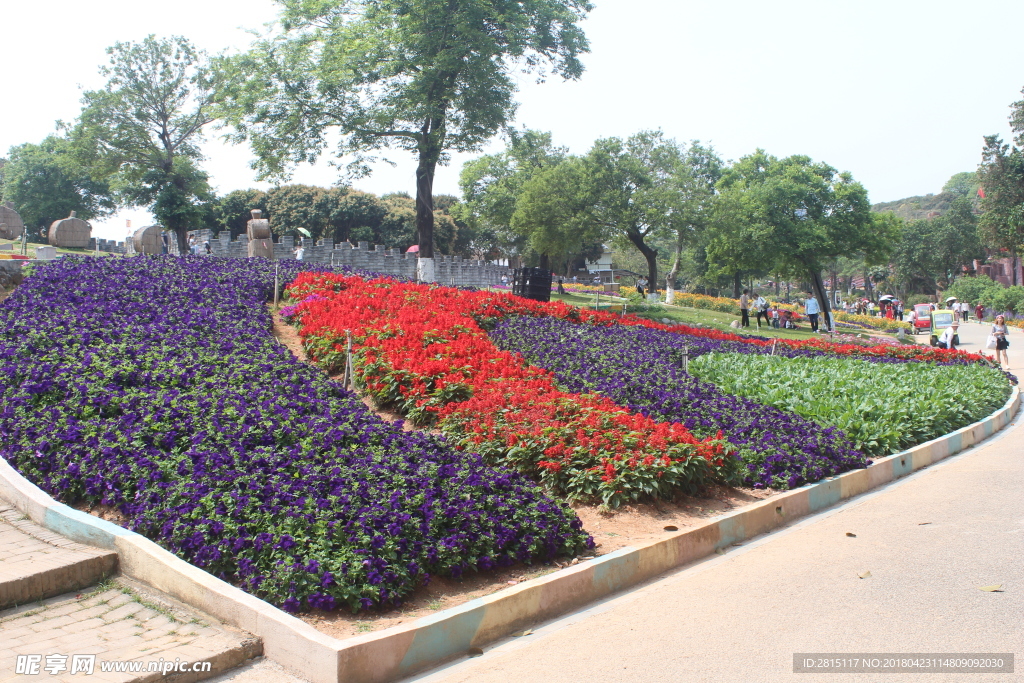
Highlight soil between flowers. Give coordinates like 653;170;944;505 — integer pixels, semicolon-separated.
265;307;778;638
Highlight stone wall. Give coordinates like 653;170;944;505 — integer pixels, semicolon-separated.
190;229;510;288
86;229;511;287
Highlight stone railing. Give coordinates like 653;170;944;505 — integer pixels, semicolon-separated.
84;230;510;288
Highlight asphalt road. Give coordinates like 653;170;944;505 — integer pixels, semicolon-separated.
410;329;1023;683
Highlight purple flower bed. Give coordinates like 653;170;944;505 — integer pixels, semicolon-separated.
489;316;869;489
0;256;591;612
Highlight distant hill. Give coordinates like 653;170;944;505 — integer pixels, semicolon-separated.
871;192;957;221
872;172;979;221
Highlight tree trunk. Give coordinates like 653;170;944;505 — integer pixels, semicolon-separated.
809;268;832;332
415;154;436;259
665;232;684;304
539;253;550;271
863;268;873;301
733;271;741;298
172;226;188;256
626;230;658;296
774;275;780;297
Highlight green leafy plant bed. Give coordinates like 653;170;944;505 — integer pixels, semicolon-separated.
688;354;1011;457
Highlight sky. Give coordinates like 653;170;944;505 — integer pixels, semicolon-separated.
3;0;1022;241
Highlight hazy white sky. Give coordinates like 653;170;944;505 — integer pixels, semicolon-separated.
4;0;1022;240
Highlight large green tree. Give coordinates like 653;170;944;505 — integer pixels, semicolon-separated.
708;151;887;329
68;35;217;253
579;131;692;292
217;0;591;280
510;156;603;272
2;136;114;240
978;135;1024;284
457;129;568;263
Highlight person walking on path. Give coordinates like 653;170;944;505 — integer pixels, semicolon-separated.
805;294;820;332
771;303;780;328
294;243;305;261
992;315;1010;368
962;302;970;323
754;293;770;329
976;303;985;322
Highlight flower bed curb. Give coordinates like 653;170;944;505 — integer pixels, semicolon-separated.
0;386;1017;683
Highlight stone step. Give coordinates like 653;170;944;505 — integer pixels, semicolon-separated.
0;577;262;683
0;505;118;609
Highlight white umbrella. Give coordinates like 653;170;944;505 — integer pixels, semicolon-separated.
945;296;957;302
879;295;895;301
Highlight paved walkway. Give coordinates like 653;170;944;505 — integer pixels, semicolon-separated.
413;384;1023;682
0;502;262;682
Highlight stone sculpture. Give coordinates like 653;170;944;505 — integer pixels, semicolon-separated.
0;202;25;240
246;209;274;259
48;211;91;248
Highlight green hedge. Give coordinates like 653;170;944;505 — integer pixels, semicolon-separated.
689;354;1010;457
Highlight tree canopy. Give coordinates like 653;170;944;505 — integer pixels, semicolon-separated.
708;151;885;326
1;136;114;240
68;35;217;252
978;135;1024;284
217;0;591;277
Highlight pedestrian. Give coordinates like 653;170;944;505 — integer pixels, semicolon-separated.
771;304;780;328
203;241;212;256
636;277;645;298
188;234;198;255
572;275;578;284
557;277;565;294
593;274;601;286
501;274;508;287
961;302;970;323
991;315;1010;368
936;322;959;350
805;294;820;332
294;243;305;261
160;231;169;254
867;301;875;317
739;289;751;328
755;293;770;329
975;303;984;322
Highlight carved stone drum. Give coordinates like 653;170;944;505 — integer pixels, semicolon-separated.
48;211;91;248
0;202;25;240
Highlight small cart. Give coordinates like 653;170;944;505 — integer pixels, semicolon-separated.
929;310;958;347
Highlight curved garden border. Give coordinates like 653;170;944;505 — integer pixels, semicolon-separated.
0;386;1017;683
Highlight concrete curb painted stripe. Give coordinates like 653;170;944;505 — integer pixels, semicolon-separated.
0;386;1017;683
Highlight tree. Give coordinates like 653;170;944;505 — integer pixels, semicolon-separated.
978;135;1024;285
511;156;603;271
708;151;888;329
216;189;268;238
664;142;722;303
329;190;388;244
2;136;114;240
217;0;592;280
68;35;217;253
457;130;568;263
942;171;980;198
578;131;691;291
